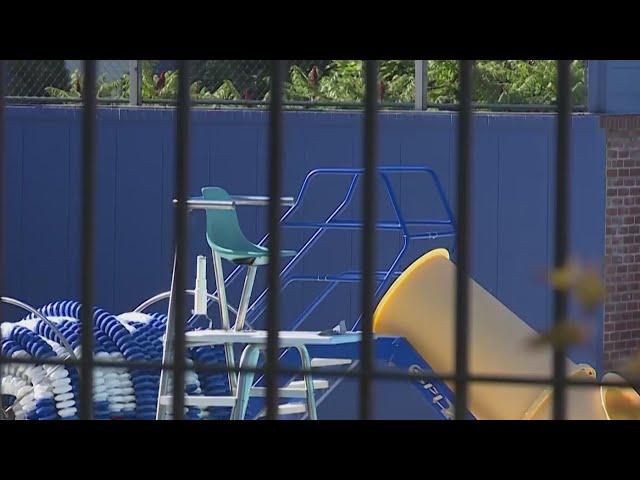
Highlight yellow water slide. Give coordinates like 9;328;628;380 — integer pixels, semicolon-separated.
373;248;640;420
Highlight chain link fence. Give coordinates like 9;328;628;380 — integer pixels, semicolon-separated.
137;60;413;107
6;60;69;97
6;60;129;102
4;60;588;110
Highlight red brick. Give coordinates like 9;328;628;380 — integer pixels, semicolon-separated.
604;119;640;369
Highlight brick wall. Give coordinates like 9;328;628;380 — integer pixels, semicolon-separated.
602;115;640;369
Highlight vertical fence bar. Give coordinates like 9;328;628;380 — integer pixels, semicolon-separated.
552;60;572;420
360;60;379;420
415;60;427;110
454;60;474;420
0;60;5;407
171;59;190;420
129;60;141;106
265;60;285;420
79;59;97;420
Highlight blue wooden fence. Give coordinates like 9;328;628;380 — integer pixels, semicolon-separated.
588;60;640;114
1;106;605;369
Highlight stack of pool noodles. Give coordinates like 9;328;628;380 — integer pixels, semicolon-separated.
0;300;231;420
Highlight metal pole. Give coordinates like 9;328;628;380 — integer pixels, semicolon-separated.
360;59;379;420
0;60;5;405
1;297;76;358
171;59;191;420
552;60;572;420
265;60;285;420
79;59;97;420
586;60;603;114
129;60;141;106
415;60;427;110
454;60;474;420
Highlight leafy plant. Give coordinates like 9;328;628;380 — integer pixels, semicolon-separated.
45;69;125;99
43;60;588;107
285;65;323;101
380;60;415;102
427;60;587;105
318;60;365;101
197;79;241;100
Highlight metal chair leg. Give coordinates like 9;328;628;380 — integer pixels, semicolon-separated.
231;345;261;420
296;345;318;420
211;251;237;394
211;252;231;330
233;265;257;332
157;253;178;420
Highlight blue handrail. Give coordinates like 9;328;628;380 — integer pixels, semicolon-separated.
190;166;456;328
241;166;455;330
206;166;457;413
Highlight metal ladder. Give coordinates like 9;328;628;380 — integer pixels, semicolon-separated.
252;357;356;419
155;255;323;420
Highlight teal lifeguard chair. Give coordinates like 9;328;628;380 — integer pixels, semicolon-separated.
202;186;296;333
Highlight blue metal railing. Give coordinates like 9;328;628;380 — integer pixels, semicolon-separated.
190;165;455;331
250;166;454;330
181;165;456;419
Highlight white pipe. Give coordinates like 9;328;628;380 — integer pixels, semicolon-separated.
194;255;208;316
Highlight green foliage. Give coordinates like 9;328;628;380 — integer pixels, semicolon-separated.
317;60;366;101
282;60;587;105
43;60;588;107
196;80;242;100
426;60;586;105
192;60;267;99
380;60;415;102
9;60;70;97
45;68;236;100
190;60;333;100
285;61;364;102
45;69;126;99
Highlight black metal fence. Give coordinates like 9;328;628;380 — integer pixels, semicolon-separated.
0;59;631;421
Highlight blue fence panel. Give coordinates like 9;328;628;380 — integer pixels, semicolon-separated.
2;107;605;371
21;115;74;303
588;60;640;114
495;119;553;345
